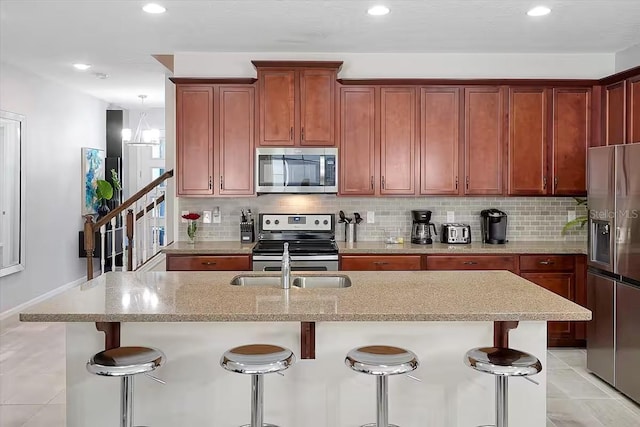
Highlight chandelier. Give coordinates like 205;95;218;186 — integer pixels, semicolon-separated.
122;95;160;146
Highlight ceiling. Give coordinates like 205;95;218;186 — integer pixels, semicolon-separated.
1;0;639;108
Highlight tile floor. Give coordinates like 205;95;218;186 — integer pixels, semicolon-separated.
1;322;639;426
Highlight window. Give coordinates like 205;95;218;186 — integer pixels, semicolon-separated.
0;111;25;277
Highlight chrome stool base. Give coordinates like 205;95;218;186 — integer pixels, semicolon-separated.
360;423;400;427
239;424;279;427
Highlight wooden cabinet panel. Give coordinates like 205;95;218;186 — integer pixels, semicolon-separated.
552;88;590;195
339;87;377;195
521;272;576;345
258;70;295;146
218;86;255;195
520;255;575;272
628;75;640;144
299;69;335;146
379;87;417;195
426;255;517;272
464;87;504;195
508;88;547;195
341;255;422;271
605;81;626;146
166;255;251;271
176;86;214;195
420;87;460;195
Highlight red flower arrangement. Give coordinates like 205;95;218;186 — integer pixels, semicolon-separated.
182;213;201;220
182;213;201;243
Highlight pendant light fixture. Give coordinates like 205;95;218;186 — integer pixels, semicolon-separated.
122;95;160;146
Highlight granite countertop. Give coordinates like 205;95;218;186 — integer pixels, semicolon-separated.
20;271;591;323
163;241;586;255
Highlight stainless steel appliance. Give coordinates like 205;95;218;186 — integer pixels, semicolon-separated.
587;144;640;404
440;224;472;244
411;210;437;245
252;213;339;271
480;209;508;244
255;147;338;194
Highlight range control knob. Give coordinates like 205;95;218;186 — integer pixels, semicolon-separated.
265;220;271;225
323;220;329;225
315;220;320;225
275;220;280;225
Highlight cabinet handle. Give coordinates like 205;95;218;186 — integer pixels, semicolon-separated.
554;176;558;189
370;176;374;190
290;127;294;140
543;177;547;190
201;262;217;266
466;176;470;190
373;261;389;266
209;176;212;190
455;176;458;190
381;176;385;189
539;260;554;265
463;261;478;265
220;175;223;190
301;127;305;141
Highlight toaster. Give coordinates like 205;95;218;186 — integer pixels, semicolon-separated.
440;223;471;244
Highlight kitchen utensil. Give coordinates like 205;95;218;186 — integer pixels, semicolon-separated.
338;210;346;223
354;212;363;224
241;209;247;222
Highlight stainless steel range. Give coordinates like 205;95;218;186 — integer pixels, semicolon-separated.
252;213;339;272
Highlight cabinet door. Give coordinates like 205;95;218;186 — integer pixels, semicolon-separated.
507;88;547;195
176;86;214;195
299;69;335;146
341;255;422;271
552;88;590;195
605;81;626;145
464;87;504;195
217;86;255;195
426;255;517;272
380;87;417;195
258;70;295;146
420;87;460;195
339;87;376;195
628;75;640;144
166;255;251;271
521;272;576;345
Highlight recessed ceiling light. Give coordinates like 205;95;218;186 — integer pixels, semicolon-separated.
143;3;166;14
367;5;390;16
527;6;551;16
73;63;91;71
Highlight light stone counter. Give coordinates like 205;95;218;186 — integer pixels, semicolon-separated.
163;241;254;254
337;240;587;254
20;270;590;323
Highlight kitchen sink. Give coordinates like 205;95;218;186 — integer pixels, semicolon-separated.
229;274;351;289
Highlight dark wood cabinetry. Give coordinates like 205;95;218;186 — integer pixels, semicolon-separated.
166;254;251;271
425;255;517;273
464;87;505;195
255;62;341;147
341;255;422;271
605;81;626;145
628;75;640;144
176;83;255;196
420;87;461;195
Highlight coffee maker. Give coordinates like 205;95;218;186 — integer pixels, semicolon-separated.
411;210;438;244
480;209;508;244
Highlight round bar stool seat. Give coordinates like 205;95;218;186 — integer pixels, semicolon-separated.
464;347;541;427
221;344;295;427
87;346;165;427
345;345;419;427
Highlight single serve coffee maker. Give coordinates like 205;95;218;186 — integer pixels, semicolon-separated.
480;209;508;244
411;210;437;244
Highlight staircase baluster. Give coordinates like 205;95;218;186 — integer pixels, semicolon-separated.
126;209;134;271
153;187;158;255
131;204;137;270
100;224;106;275
110;216;117;271
121;210;127;272
144;195;150;263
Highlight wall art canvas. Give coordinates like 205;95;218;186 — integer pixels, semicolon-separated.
81;147;105;215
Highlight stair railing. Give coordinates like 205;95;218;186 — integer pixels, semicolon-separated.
83;169;174;280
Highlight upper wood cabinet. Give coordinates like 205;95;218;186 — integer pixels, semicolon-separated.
605;81;626;145
628;74;640;144
254;61;341;147
175;83;255;196
508;87;548;195
420;87;461;195
339;86;418;196
464;87;505;195
552;88;590;195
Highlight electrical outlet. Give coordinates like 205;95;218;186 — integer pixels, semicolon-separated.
203;211;212;224
213;207;221;224
367;211;375;224
568;211;576;222
447;211;455;222
181;211;189;223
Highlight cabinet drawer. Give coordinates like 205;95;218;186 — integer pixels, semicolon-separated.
166;255;251;271
340;255;422;271
426;255;516;272
520;255;574;272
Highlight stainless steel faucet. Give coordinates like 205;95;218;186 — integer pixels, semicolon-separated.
281;242;291;289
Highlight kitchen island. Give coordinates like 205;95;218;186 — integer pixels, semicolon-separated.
21;270;590;427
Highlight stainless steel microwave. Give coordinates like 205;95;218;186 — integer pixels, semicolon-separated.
255;147;338;194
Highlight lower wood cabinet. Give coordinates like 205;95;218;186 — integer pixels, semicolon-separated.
340;255;422;271
166;255;251;271
425;255;517;273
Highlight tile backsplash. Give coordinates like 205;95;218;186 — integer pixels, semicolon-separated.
178;195;587;243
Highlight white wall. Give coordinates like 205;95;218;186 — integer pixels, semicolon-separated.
615;43;640;73
0;62;107;313
174;52;615;79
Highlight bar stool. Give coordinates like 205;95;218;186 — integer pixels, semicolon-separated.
86;346;165;427
465;347;542;427
220;344;295;427
345;345;419;427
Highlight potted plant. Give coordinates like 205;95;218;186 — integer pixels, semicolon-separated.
95;179;114;219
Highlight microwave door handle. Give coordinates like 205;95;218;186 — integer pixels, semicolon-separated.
319;155;326;185
283;158;290;187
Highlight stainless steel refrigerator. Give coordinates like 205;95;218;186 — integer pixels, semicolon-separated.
587;144;640;404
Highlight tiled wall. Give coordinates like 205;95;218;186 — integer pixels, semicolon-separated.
178;195;588;243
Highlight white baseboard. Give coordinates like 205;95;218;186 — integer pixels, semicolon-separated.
0;276;88;332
